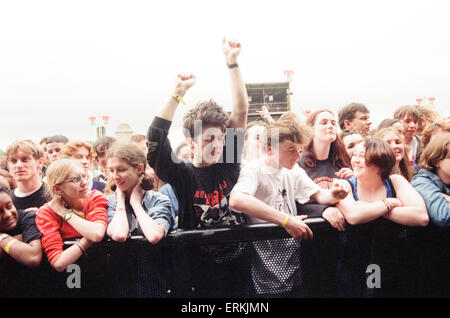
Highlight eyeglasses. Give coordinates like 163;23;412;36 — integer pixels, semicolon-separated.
58;174;89;185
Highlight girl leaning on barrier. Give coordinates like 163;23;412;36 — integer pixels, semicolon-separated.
105;142;173;243
35;158;108;272
0;183;47;297
105;142;173;297
335;137;428;297
0;184;42;267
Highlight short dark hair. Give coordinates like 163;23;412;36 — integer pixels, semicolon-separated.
338;103;370;130
183;99;230;139
46;135;69;144
364;137;396;180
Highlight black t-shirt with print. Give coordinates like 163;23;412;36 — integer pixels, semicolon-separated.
147;116;247;231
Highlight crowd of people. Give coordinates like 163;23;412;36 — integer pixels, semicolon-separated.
1;38;449;298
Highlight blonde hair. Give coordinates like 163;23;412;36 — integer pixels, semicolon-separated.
5;139;44;161
46;158;85;218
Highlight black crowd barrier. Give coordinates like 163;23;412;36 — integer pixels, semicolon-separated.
1;217;449;298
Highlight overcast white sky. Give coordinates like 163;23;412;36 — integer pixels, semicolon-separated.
1;0;449;150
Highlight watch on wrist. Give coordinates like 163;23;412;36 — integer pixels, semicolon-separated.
226;63;239;69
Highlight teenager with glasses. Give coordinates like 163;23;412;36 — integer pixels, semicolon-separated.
36;158;108;272
60;140;107;193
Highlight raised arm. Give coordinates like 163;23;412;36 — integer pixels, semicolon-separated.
222;37;249;130
157;73;196;121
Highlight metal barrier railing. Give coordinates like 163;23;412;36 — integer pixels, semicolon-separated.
1;217;449;298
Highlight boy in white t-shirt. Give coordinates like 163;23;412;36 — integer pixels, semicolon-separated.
230;119;350;297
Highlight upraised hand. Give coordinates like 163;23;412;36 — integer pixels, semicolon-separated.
174;73;196;97
222;37;241;65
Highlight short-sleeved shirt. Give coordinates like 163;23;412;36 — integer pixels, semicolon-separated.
232;156;320;294
6;210;42;243
233;157;320;224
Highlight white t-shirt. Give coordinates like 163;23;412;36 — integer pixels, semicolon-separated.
407;135;420;163
232;156;321;295
233;156;321;224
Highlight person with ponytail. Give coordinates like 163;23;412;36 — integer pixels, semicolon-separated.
105;143;173;297
106;143;173;243
35;158;108;272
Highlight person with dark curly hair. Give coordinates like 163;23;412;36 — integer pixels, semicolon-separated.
147;37;249;297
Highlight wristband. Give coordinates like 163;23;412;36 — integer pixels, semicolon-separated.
227;63;239;69
75;240;88;257
4;239;18;254
63;209;74;221
172;93;186;105
281;215;289;228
